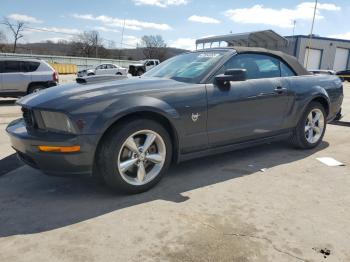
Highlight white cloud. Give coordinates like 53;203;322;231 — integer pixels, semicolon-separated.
170;38;196;50
329;32;350;40
188;15;220;24
224;2;341;28
132;0;187;8
93;26;119;33
72;14;172;31
7;13;43;23
28;27;81;35
123;35;141;47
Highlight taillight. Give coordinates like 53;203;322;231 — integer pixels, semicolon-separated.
53;71;59;83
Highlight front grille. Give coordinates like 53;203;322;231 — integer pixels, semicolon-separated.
22;107;36;129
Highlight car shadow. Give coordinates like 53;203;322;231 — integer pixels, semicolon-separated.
330;120;350;127
0;153;23;177
0;99;17;106
0;141;329;237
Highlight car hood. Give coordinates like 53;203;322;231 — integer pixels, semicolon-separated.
17;77;186;112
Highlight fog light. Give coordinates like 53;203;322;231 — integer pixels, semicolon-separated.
38;145;81;153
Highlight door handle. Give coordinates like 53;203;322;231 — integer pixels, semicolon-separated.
274;86;287;94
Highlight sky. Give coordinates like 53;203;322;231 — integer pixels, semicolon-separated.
1;0;350;50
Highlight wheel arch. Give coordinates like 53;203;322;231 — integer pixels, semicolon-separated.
93;110;180;166
27;82;49;93
311;95;330;116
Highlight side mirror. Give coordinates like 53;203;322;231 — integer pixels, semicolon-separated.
215;69;247;85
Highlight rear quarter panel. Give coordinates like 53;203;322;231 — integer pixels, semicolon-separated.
282;75;343;128
30;62;54;84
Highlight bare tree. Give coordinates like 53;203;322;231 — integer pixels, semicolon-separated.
139;35;167;60
71;30;104;58
3;18;25;53
0;30;7;52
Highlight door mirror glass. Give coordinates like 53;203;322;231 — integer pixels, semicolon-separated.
215;69;247;85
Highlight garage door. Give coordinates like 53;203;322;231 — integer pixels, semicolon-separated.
333;48;349;72
304;48;322;70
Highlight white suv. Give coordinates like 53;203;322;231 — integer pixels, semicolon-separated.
0;58;59;97
77;63;127;77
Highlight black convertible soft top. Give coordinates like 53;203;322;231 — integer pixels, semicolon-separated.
232;46;311;76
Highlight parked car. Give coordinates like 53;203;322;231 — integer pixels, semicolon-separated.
0;58;58;97
310;69;336;75
77;63;127;77
7;47;343;193
128;59;160;76
336;70;350;82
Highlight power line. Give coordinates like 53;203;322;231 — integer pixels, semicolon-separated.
0;21;139;48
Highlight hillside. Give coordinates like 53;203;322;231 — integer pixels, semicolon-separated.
0;41;187;61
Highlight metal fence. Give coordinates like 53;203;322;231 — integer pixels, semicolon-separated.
0;52;139;71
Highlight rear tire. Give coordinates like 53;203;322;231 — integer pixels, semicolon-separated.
28;85;45;94
116;72;122;76
290;102;326;149
96;119;172;194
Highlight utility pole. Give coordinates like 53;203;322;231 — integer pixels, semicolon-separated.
305;0;318;69
95;33;98;58
119;18;126;61
292;20;296;37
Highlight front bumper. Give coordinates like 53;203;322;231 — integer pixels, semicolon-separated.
6;119;97;176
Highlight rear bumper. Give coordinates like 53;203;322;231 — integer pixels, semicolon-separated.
6;119;97;176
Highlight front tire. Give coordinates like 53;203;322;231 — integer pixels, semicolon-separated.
97;119;172;193
291;102;326;149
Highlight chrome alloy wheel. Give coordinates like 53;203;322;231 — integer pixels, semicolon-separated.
305;108;325;144
117;130;166;186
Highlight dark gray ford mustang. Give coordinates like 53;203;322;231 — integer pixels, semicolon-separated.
7;47;344;193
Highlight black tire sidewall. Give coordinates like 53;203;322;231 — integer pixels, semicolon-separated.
28;86;44;94
99;119;172;193
297;102;327;149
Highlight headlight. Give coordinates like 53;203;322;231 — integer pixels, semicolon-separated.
40;111;77;134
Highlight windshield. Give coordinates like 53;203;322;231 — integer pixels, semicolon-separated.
143;51;228;83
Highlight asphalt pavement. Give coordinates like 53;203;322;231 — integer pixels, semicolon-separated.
0;78;349;262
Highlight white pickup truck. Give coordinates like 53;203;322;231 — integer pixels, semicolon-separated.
128;59;160;76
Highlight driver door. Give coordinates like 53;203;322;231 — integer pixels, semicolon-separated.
206;53;291;147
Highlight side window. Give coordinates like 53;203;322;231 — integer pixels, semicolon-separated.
0;61;4;73
3;61;21;73
280;62;296;77
217;53;295;80
21;61;40;72
147;61;155;66
254;57;280;78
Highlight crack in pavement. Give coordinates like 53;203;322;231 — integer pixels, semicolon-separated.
183;215;307;262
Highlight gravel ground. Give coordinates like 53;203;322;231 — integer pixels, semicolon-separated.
0;80;349;262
